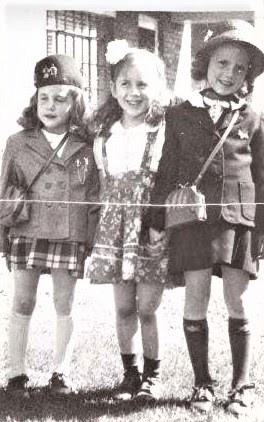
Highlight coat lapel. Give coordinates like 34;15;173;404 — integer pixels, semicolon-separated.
60;134;87;163
25;129;87;166
183;102;215;135
25;129;63;165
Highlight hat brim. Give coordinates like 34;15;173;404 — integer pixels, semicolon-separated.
197;36;264;78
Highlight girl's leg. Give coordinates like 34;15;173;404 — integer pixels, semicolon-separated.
136;282;164;400
113;283;141;399
222;266;252;389
184;268;212;387
51;269;77;382
8;269;40;385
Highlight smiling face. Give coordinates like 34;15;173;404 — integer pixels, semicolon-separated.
37;85;74;134
111;57;162;127
207;43;250;96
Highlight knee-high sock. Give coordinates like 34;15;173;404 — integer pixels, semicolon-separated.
54;315;74;376
228;317;251;389
183;318;212;386
143;355;161;380
9;312;31;378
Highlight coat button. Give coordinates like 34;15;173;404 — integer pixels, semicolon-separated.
45;168;52;175
45;182;52;189
58;181;67;190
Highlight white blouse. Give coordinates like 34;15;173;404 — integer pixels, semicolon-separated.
93;121;165;175
42;129;67;158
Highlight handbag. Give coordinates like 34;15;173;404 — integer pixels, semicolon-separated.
165;110;240;230
0;132;69;227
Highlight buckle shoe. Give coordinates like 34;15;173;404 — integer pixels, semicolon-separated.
189;384;215;413
226;383;255;416
48;372;72;395
114;370;141;400
135;375;161;401
6;374;29;397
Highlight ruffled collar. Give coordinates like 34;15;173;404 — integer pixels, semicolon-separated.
187;90;246;111
110;120;160;134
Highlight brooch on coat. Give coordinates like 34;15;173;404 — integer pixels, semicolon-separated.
238;129;249;140
76;157;89;184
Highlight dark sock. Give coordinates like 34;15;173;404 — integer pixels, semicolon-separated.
143;355;161;380
228;318;251;389
183;318;212;386
121;353;139;374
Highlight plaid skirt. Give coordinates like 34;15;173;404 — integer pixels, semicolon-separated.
7;236;87;278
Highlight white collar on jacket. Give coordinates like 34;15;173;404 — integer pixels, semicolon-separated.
187;90;246;111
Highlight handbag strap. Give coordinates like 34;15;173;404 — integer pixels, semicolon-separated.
194;110;239;187
26;131;69;192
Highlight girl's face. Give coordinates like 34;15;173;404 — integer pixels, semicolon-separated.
37;85;74;134
111;59;161;127
207;43;250;96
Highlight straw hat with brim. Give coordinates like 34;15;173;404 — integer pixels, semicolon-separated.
195;20;264;79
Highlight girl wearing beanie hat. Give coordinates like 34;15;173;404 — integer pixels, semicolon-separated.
150;19;264;416
0;54;100;395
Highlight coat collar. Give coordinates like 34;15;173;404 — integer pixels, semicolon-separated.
184;91;247;133
25;129;87;165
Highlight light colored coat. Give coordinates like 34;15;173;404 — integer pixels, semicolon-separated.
0;128;100;250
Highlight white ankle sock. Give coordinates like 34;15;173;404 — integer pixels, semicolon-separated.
54;315;74;376
9;312;31;378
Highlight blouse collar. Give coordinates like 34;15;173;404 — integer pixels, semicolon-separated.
187;90;246;111
110;120;159;134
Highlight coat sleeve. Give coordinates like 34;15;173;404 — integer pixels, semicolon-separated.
85;152;101;253
149;107;181;231
251;112;264;234
0;138;16;253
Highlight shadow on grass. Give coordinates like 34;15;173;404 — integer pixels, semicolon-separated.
0;386;187;421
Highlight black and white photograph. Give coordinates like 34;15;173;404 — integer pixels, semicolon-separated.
0;1;264;421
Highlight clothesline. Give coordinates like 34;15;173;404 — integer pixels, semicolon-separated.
0;199;263;207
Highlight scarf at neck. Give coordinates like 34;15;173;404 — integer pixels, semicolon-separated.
201;88;240;124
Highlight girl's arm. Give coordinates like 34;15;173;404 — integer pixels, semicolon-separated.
149;107;180;231
0;139;15;254
251;112;264;234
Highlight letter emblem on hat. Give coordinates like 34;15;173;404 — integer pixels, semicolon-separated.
42;63;58;79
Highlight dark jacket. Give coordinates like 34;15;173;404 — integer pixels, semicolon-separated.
150;100;264;233
0;128;100;251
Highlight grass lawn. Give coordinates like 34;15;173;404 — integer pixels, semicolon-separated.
0;258;264;421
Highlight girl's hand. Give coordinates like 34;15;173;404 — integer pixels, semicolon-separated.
146;228;167;258
258;234;264;258
149;228;165;245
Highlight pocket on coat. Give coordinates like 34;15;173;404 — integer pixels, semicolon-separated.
239;182;256;221
27;192;40;228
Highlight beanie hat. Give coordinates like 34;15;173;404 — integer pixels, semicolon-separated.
34;54;83;89
195;20;264;79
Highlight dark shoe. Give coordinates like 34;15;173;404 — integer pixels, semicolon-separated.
48;372;72;395
6;374;29;397
135;375;161;401
226;383;255;416
114;370;141;400
189;384;214;413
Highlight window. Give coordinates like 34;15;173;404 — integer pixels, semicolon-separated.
46;10;98;104
138;14;158;53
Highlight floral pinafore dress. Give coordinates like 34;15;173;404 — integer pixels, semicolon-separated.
88;125;168;285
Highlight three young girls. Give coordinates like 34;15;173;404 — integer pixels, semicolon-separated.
0;54;99;394
150;20;264;416
88;40;168;401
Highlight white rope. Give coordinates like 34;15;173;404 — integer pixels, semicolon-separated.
0;199;263;207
